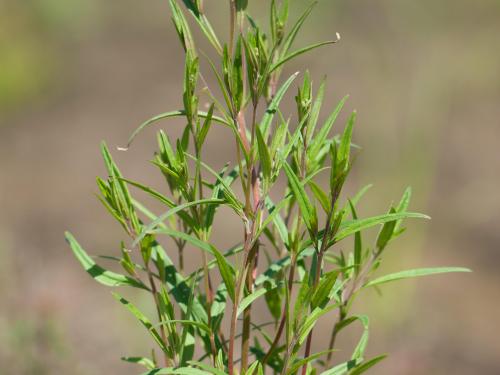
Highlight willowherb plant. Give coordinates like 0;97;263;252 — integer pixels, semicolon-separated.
65;1;470;374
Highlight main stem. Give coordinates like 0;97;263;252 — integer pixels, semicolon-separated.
241;103;260;373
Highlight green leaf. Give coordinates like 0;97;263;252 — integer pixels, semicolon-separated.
311;270;340;309
297;303;339;346
187;361;228;375
176;1;222;55
349;354;387;375
308;95;348;159
282;161;318;239
211;246;236;303
121;356;156;370
156;320;211;334
237;288;268;317
113;293;170;355
185;153;245;215
338;111;356;165
394;186;412;232
133;198;224;246
169;0;196;53
270;40;337;73
122;178;195;228
236;0;248;11
281;1;317;57
334;212;430;243
264;197;289;248
150;227;214;256
320;359;361;375
142;367;211;375
210;283;228;331
287;349;337;375
245;361;260;375
350;315;369;360
261;72;299;138
197;103;214;149
253;196;291;244
126;110;229;148
309;180;331;214
65;232;148;290
365;267;472;288
264;282;282;320
255;248;314;289
375;207;397;251
348;200;362;275
256;125;272;185
305;78;326;142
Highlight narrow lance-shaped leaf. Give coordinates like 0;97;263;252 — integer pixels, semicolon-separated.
197;103;214;149
348;200;362;275
305;77;326;143
125;110;230;149
334;212;430;243
338;111;356;166
296;303;340;347
65;232;148;290
282;161;318;240
122;357;156;370
141;366;211;375
179;275;199;365
318;359;361;375
375;207;397;251
169;0;196;53
252;196;291;246
264;196;289;248
256;126;272;186
350;315;369;360
176;0;222;55
394;186;412;233
308;95;348;160
309;180;331;214
281;1;317;57
237;288;268;317
365;267;472;288
185;153;245;216
121;177;196;229
133;198;224;247
261;72;299;139
349;354;388;375
211;246;236;303
286;349;338;375
150;227;215;256
310;269;340;309
113;293;171;356
270;40;338;74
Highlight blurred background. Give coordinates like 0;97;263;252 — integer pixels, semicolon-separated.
1;0;499;374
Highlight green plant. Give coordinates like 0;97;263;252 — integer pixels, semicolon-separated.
65;1;470;374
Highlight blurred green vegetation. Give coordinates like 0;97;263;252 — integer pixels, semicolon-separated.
0;0;96;114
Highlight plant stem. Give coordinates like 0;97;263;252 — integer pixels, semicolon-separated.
300;250;324;375
261;256;296;366
241;249;255;372
229;0;236;55
147;265;172;367
325;308;346;368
